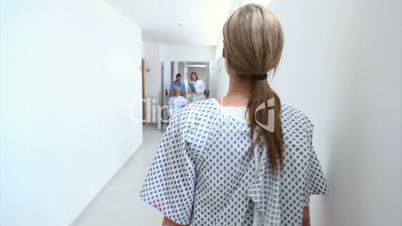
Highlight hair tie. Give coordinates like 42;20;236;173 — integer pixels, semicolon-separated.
238;73;268;80
251;74;268;80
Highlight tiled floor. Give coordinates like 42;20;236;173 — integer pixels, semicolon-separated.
71;124;163;226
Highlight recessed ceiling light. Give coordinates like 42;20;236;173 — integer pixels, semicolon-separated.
176;18;184;27
186;64;207;68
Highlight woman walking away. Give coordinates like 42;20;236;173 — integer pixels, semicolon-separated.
140;4;328;226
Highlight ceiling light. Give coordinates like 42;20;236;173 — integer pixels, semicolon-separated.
176;18;184;27
186;64;207;68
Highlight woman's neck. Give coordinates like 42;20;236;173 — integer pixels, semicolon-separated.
220;75;252;107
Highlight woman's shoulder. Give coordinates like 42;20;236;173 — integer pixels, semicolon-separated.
280;104;314;132
171;100;314;130
170;99;217;121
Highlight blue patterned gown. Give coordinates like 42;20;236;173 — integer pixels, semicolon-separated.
140;98;328;226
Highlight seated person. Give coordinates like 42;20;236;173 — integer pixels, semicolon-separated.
168;88;188;116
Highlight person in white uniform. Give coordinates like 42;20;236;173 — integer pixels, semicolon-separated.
140;4;328;226
189;72;205;102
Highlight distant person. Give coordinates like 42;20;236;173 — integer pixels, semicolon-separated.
170;73;186;97
189;72;205;102
168;88;188;116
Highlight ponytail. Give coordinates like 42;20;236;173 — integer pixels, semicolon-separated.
222;4;285;173
247;80;284;173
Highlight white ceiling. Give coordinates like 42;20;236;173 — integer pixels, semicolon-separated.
107;0;238;46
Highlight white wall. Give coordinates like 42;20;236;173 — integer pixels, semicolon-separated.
209;57;229;99
160;43;215;62
0;1;143;226
142;42;161;104
211;0;402;225
268;0;401;225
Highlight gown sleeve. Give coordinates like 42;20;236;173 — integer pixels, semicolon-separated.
139;111;196;225
302;124;329;205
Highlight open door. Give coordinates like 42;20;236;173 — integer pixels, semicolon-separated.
141;58;146;122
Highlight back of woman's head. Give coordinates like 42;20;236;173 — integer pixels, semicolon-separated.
223;4;283;77
223;4;285;173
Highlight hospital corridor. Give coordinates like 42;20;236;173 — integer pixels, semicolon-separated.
71;125;164;226
1;0;401;226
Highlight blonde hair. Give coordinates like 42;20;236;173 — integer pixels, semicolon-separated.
223;4;284;172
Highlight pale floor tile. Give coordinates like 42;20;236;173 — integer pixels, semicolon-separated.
71;124;164;226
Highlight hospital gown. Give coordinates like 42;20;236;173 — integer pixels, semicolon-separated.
139;98;328;226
